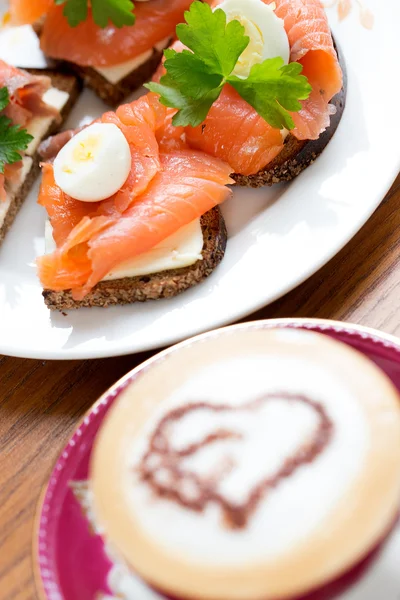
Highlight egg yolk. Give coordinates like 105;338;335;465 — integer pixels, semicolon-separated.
228;14;264;78
73;135;100;162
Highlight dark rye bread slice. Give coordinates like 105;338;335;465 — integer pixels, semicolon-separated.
232;40;347;188
42;206;227;310
0;71;81;245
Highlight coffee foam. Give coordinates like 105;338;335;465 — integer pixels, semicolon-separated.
127;355;367;564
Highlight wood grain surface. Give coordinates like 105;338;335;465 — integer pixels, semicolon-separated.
0;173;399;600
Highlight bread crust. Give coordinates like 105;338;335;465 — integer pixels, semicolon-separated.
42;207;227;310
0;159;40;246
232;40;347;187
0;70;81;245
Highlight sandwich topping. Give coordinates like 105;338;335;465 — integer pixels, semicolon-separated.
37;93;233;299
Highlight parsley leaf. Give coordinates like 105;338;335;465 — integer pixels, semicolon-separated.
229;59;312;130
162;49;224;99
55;0;135;28
55;0;88;27
0;119;33;174
146;0;312;130
0;87;33;174
91;0;135;28
149;77;222;127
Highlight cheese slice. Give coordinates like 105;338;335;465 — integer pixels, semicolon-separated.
26;87;70;156
95;36;171;84
45;219;204;280
281;128;289;141
0;156;33;227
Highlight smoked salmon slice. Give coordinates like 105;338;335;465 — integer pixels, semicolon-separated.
100;94;165;212
185;0;343;174
272;0;343;140
274;0;342;102
39;0;195;67
37;94;233;299
38;164;99;246
186;85;285;177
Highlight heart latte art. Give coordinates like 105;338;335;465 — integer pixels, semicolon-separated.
138;393;333;529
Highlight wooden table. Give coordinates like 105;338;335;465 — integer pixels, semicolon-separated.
1;173;400;600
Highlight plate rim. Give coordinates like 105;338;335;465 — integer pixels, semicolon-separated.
32;316;400;599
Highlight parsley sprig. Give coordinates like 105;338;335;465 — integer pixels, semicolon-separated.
54;0;135;28
0;88;33;175
146;1;312;129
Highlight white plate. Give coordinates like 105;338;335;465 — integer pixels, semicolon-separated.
0;0;399;360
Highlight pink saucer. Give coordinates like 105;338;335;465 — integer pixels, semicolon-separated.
34;319;400;600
